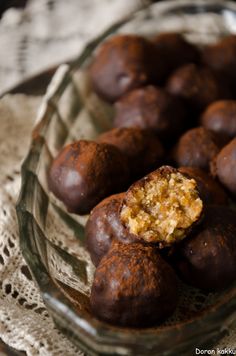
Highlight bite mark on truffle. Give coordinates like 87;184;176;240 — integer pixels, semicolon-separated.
120;168;203;245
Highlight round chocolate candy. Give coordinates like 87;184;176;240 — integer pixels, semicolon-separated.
89;34;159;102
179;166;228;206
48;140;129;215
152;32;200;78
166;63;229;113
201;100;236;143
214;137;236;196
175;205;236;291
85;193;126;266
97;127;164;180
90;241;178;327
114;85;186;140
174;127;221;171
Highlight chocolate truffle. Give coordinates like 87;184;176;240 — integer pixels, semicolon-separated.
89;34;158;102
120;166;203;247
85;193;126;266
152;32;199;78
175;205;236;291
90;241;178;327
179;167;228;206
166;63;228;112
174;127;221;171
48;140;129;215
202;35;236;80
215;137;236;196
97;127;164;180
201;100;236;143
114;86;186;140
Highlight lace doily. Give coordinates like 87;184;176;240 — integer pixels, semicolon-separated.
0;94;82;355
0;0;145;95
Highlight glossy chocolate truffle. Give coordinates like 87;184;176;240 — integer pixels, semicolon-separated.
97;127;164;180
166;63;227;112
85;193;126;266
201;100;236;143
174;127;221;171
175;205;236;291
152;32;199;78
120;166;203;247
90;241;178;327
48;140;129;215
179;167;228;206
89;34;158;102
114;85;186;140
202;35;236;79
215;137;236;196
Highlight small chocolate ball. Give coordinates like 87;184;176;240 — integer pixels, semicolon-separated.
166;63;228;112
201;100;236;143
152;32;200;78
215;137;236;196
114;85;186;140
85;193;126;266
202;35;236;80
120;166;203;247
48;140;129;215
175;205;236;291
174;127;221;171
97;127;164;180
89;35;158;102
90;241;178;327
179;167;228;206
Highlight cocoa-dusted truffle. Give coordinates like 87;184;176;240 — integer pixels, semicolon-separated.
152;32;200;78
120;166;203;247
201;100;236;143
214;137;236;196
89;35;159;102
175;205;236;291
90;241;178;327
85;193;126;266
174;127;221;171
48;140;129;215
202;35;236;80
97;127;164;180
179;167;228;206
114;85;186;140
166;63;228;112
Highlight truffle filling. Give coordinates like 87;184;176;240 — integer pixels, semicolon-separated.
120;172;203;244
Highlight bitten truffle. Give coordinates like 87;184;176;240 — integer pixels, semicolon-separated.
174;205;236;291
85;193;126;266
174;127;221;171
166;63;228;112
214;137;236;196
89;34;158;102
114;85;186;140
48;140;129;215
152;32;200;78
90;241;178;327
120;166;203;247
179;167;228;206
201;100;236;143
97;127;164;180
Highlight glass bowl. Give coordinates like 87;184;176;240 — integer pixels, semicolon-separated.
16;1;236;355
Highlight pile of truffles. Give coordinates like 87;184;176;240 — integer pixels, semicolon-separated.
49;32;236;328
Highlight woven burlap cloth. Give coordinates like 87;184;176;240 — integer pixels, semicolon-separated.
0;1;235;355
